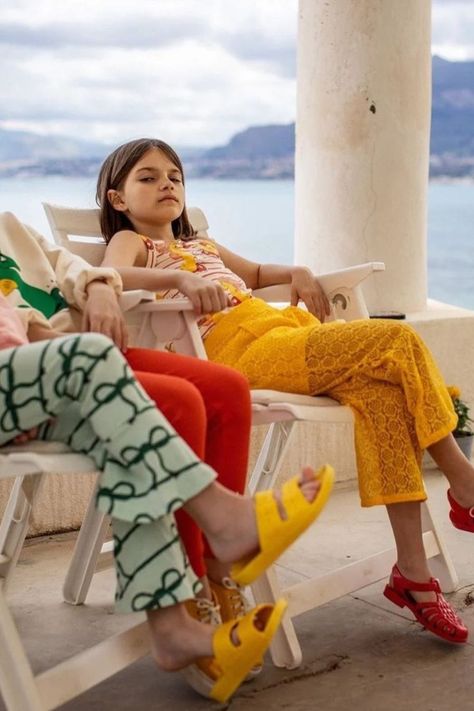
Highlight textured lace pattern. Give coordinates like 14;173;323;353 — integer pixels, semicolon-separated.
139;235;252;338
205;300;457;507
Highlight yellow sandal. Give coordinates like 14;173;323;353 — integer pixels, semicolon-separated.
183;599;287;703
231;464;334;586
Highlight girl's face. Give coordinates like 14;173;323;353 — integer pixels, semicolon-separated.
108;148;185;233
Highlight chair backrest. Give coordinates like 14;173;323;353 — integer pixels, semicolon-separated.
42;203;210;267
42;202;382;316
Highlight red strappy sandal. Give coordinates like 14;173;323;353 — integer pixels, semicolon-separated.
383;565;468;644
447;489;474;532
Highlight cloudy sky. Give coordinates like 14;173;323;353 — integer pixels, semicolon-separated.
0;0;472;148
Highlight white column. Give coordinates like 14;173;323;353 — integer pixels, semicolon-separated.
295;0;432;313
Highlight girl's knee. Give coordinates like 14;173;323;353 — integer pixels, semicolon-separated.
218;364;251;410
382;321;420;345
79;332;116;351
162;378;207;431
76;332;127;369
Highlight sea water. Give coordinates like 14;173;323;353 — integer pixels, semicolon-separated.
0;176;473;310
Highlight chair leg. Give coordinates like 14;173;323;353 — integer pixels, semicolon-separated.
251;567;303;669
248;421;303;667
63;481;111;606
0;582;44;711
0;475;44;591
248;421;296;494
421;500;458;592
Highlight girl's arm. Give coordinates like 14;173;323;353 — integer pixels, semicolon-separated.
216;243;330;321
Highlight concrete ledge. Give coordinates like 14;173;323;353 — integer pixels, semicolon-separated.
407;298;474;404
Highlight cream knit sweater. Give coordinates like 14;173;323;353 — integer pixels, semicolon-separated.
0;211;122;332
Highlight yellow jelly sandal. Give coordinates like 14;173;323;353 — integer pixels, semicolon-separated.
182;599;287;703
210;577;262;679
231;464;335;586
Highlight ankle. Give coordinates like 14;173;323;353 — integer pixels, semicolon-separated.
394;561;432;583
448;482;474;508
147;605;215;670
185;483;244;539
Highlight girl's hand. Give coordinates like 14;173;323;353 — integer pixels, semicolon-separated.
82;281;128;351
290;267;331;322
177;272;229;315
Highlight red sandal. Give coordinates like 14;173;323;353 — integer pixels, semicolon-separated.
447;489;474;532
383;565;468;644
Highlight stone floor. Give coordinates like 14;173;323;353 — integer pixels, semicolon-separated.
2;469;474;711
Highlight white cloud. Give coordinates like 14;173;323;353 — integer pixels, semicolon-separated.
0;0;298;146
432;0;474;59
0;0;472;147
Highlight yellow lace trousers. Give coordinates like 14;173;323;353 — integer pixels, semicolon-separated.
205;299;457;506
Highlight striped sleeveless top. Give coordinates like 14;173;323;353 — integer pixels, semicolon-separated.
140;235;252;339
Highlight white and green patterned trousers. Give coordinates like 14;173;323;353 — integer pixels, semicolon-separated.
0;333;216;612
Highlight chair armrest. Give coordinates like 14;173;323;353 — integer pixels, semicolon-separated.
253;262;385;321
119;290;156;312
316;261;385;292
128;298;195;314
319;261;384;320
121;296;206;358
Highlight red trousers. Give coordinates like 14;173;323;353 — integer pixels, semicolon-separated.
125;348;251;578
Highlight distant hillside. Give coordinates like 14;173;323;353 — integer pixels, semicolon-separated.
430;56;474;176
192;56;474;179
205;123;294;161
190;123;294;179
432;55;474;153
0;128;107;163
1;56;473;179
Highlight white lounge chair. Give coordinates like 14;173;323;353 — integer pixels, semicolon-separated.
0;443;150;711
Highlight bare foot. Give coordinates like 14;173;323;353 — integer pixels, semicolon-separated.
147;605;214;671
191;466;321;568
147;601;271;672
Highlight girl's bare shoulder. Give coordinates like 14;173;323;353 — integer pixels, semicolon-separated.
109;229;142;244
104;230;147;267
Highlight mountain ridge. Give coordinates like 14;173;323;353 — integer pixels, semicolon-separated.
1;56;473;179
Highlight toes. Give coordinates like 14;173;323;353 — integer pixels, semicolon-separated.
299;467;320;503
300;466;316;484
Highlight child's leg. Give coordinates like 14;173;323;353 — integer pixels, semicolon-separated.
132;370;208;582
221;318;455;505
0;334;332;684
126;349;251;492
126;349;252;572
329;376;426;506
428;433;474;506
112;515;200;612
0;334;214;608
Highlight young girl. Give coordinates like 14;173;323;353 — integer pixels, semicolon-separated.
96;137;474;645
0;292;334;703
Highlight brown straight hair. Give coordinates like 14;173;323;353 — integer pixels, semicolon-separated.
96;138;196;243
